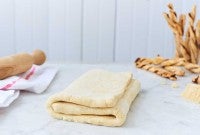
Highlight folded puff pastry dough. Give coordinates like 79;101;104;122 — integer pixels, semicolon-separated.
182;83;200;103
46;69;141;127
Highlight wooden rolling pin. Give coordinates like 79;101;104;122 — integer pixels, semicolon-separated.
0;49;46;80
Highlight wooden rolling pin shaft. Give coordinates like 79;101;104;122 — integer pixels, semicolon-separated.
0;49;46;80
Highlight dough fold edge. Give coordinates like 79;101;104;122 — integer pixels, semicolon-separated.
46;79;141;127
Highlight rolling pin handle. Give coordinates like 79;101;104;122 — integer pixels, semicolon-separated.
31;50;46;65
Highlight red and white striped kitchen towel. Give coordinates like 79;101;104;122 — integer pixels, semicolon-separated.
0;65;58;107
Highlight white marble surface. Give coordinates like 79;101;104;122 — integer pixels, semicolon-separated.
1;63;200;135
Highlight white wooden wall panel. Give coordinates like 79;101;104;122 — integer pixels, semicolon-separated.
131;0;150;60
48;0;65;61
115;0;133;63
82;0;99;63
15;0;33;52
98;0;115;63
32;0;48;52
147;0;165;57
0;0;199;63
65;0;82;62
82;0;115;63
0;0;15;56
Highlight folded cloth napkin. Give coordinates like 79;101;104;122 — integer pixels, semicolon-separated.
0;65;57;108
47;69;140;127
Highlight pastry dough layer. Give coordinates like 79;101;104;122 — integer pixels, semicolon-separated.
182;83;200;103
46;69;140;126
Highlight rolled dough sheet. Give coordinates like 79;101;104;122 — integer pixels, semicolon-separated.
46;69;141;126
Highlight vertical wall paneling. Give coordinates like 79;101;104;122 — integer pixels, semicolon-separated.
97;0;115;62
131;0;150;60
15;0;33;52
65;0;82;62
82;0;99;63
0;0;15;56
115;0;133;63
32;0;48;52
0;0;200;63
48;0;65;61
147;0;166;57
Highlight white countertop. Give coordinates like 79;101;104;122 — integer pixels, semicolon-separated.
1;63;200;135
